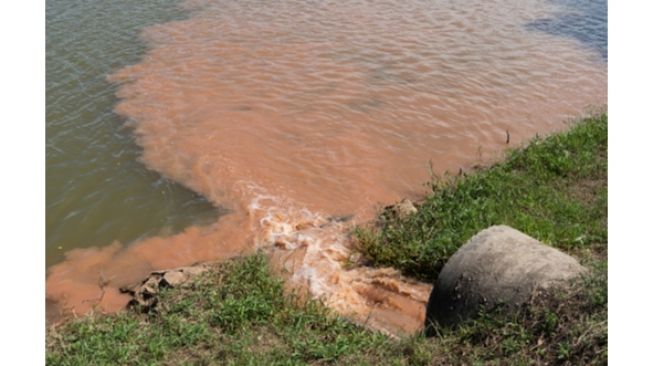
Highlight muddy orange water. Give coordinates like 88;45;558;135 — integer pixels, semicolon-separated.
47;0;606;334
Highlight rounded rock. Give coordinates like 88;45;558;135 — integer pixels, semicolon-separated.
425;225;585;332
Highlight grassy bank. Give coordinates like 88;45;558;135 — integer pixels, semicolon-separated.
47;255;413;365
47;115;607;365
356;114;607;281
47;256;606;365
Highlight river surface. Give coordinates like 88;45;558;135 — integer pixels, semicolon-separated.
46;0;606;333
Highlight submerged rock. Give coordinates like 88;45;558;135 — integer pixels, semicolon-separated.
425;225;585;332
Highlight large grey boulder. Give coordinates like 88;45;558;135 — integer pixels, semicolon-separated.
425;225;585;332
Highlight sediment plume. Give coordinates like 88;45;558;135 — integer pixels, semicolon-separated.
47;0;606;334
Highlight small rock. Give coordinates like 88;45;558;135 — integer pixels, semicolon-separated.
383;199;418;221
162;270;187;287
396;199;418;217
121;265;208;312
425;225;585;333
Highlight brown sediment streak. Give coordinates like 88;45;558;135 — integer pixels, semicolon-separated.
46;0;606;334
47;214;253;318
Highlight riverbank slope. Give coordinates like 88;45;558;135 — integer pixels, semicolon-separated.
47;114;607;365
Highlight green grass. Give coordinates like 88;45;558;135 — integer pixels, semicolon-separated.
47;114;607;365
46;255;607;365
355;114;607;281
47;255;420;366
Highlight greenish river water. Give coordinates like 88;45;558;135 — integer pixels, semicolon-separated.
46;0;221;267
